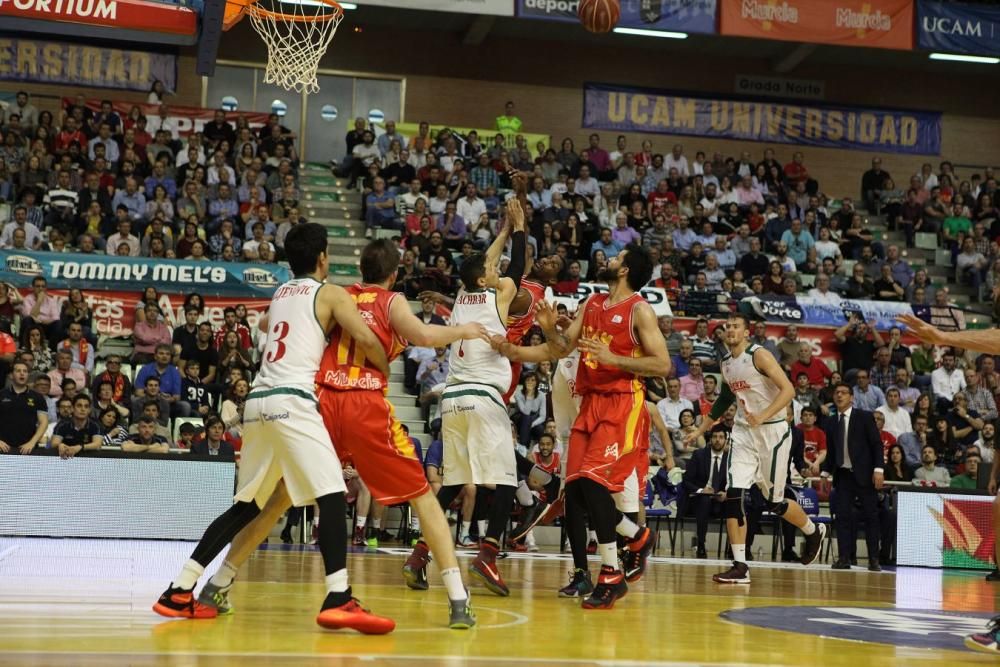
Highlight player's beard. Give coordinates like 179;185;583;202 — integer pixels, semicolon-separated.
597;267;619;284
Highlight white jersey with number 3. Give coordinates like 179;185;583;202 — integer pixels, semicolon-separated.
447;287;511;393
720;342;781;426
253;277;327;393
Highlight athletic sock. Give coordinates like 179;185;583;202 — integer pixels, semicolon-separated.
801;518;816;536
615;514;641;540
588;530;597;543
477;520;487;538
325;568;349;594
515;481;534;507
209;561;238;588
440;567;467;601
410;515;420;531
372;518;381;530
173;559;204;591
598;542;618;571
732;544;747;565
356;516;367;529
461;521;472;537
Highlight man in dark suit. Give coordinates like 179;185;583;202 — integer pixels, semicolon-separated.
683;428;730;558
823;381;885;571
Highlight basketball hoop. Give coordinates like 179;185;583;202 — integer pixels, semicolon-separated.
225;0;344;94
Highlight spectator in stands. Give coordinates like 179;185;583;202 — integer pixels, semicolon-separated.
775;325;802;369
181;360;212;418
679;358;705;403
964;368;998;421
0;360;48;455
52;394;101;459
214;307;252;350
172;307;200;359
20;276;60;344
947;391;984;454
92;380;130;422
217;330;253;380
876;387;911;439
121;416;170;454
19;325;52;374
868;347;897;392
682;428;728;558
852;370;885;411
950;451;982;489
191;416;236;459
930;349;965;411
46;350;86;399
57;321;94;376
512;373;547;448
132;375;170;425
892;368;920;413
90;355;132;406
914;444;950;486
134;344;186;418
133;304;172;364
797;405;826;476
956;237;988;299
220;378;248;442
835;315;884;378
97;406;130;448
789;345;832;390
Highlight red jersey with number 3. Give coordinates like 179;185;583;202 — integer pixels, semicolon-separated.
317;284;407;392
575;292;644;395
505;278;546;343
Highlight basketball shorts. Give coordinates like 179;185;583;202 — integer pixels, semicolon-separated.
234;389;346;508
317;387;430;506
567;390;649;494
551;353;582;445
613;470;640;514
728;420;793;503
440;383;517;488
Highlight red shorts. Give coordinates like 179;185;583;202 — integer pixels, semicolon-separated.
502;361;523;403
566;391;650;493
317;387;430;506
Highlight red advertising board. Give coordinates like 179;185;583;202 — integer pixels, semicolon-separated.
24;288;270;338
0;0;197;37
720;0;914;51
67;97;272;139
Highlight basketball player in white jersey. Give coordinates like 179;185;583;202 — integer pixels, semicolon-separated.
153;223;397;634
683;313;826;585
404;199;528;597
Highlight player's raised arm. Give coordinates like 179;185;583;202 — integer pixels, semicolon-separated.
389;296;489;348
743;347;795;427
494;300;583;363
897;313;1000;354
321;283;391;379
577;301;671;378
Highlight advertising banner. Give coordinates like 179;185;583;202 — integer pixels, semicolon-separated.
719;0;914;51
66;97;272;139
583;83;942;155
1;250;288;298
741;295;916;331
357;0;514;16
0;39;176;92
552;281;674;317
0;0;198;39
516;0;717;34
917;0;1000;57
897;490;994;570
377;121;551;153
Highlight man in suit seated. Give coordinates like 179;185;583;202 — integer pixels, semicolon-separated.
683;427;729;558
823;381;885;571
190;415;235;460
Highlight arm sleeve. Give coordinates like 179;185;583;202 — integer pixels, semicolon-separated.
708;382;736;421
505;231;527;290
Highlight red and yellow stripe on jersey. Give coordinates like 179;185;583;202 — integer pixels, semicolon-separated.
317;284;407;392
575;292;645;395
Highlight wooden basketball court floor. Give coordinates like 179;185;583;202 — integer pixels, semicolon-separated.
0;537;996;666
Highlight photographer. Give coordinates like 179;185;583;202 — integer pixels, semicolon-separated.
834;313;885;382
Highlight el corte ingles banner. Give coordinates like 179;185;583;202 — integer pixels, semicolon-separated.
1;250;288;298
583;83;942;155
917;0;1000;57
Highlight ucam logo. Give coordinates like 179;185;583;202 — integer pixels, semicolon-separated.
721;606;993;651
922;16;984;36
243;268;279;288
4;254;43;277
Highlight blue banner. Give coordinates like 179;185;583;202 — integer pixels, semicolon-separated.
0;39;177;92
742;296;915;332
918;0;1000;56
583;83;942;155
0;250;288;297
516;0;717;34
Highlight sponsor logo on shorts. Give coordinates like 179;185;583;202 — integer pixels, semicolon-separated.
721;606;992;651
263;411;289;422
604;442;619;458
456;404;476;413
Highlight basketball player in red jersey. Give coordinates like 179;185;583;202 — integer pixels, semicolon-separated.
494;243;670;609
316;239;490;629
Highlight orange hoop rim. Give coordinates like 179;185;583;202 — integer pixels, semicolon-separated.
248;0;343;23
224;0;343;28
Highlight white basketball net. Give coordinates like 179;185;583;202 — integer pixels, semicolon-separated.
246;0;343;94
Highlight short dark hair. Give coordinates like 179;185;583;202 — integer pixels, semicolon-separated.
620;244;653;291
138;416;156;426
459;252;488;291
284;222;328;277
73;394;91;406
728;312;754;330
539;433;555;445
801;405;816;416
360;239;401;284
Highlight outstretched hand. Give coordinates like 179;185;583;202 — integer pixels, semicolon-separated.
896;314;947;346
462;322;492;343
505;198;526;232
578;337;614;367
535;301;559;332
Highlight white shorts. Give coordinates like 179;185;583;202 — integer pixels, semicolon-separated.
728;420;792;503
440;383;517;488
233;390;346;508
551;353;582;447
612;469;640;514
